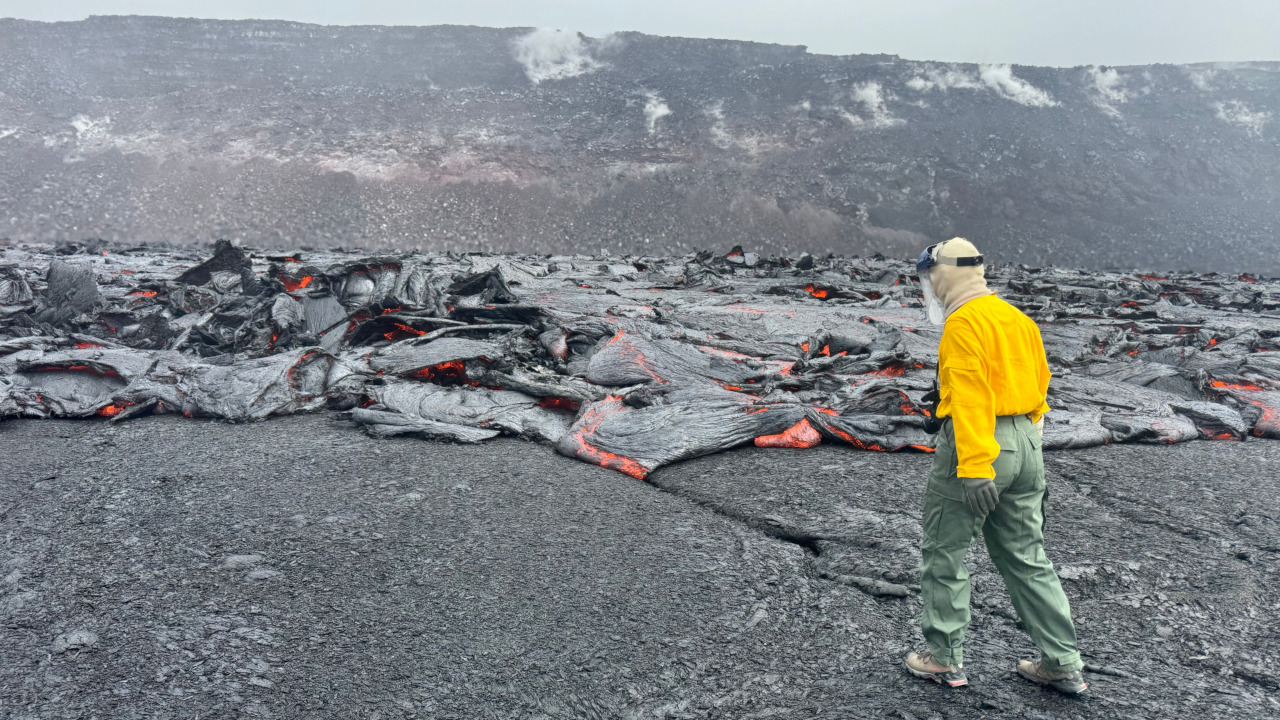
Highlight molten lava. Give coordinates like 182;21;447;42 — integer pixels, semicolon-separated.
564;398;650;479
539;397;582;413
828;427;888;452
383;322;427;341
408;360;477;386
1212;380;1265;392
803;284;829;299
864;364;905;378
754;418;822;448
280;275;314;292
33;364;120;378
74;341;104;349
97;403;132;417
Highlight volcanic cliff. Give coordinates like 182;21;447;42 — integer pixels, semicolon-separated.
1;15;1278;272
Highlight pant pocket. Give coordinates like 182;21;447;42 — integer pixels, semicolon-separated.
925;491;981;549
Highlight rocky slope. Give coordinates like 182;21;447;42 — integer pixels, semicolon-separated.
1;15;1278;272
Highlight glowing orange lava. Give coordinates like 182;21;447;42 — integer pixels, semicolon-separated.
383;322;427;341
803;284;829;299
127;290;158;298
827;426;889;452
34;364;120;378
539;397;582;413
280;275;314;292
754;418;822;448
864;365;905;378
566;398;650;479
74;341;104;349
1212;380;1265;392
97;403;132;417
408;360;477;386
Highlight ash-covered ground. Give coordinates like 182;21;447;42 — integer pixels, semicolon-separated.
2;414;1278;719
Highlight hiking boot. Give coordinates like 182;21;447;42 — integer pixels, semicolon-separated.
1017;659;1088;694
904;650;968;687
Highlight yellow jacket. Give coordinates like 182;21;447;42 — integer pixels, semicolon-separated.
936;294;1051;479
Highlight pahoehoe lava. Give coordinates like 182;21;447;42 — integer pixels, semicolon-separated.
1;240;1277;479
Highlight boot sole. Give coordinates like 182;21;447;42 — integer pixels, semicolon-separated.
1016;666;1087;694
906;662;969;688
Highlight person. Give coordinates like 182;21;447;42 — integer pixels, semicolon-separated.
903;237;1087;695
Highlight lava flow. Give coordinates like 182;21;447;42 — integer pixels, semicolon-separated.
754;418;822;448
562;398;650;479
97;402;132;417
383;322;427;341
803;284;829;299
539;397;582;413
280;275;314;292
408;360;478;386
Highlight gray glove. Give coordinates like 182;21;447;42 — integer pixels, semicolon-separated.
961;477;1000;515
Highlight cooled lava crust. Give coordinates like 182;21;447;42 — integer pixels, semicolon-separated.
1;240;1276;477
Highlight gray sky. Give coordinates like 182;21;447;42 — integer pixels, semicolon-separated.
6;0;1279;67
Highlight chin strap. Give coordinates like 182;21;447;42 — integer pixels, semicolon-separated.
936;254;983;267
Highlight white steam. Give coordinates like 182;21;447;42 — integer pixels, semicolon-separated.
643;91;671;134
906;64;1057;107
978;64;1058;107
847;82;902;127
705;101;731;148
1088;66;1130;117
1216;101;1271;137
905;67;983;92
1089;66;1129;103
704;101;784;154
512;29;604;84
1187;68;1215;91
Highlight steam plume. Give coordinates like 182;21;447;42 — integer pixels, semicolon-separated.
978;64;1058;107
643;91;671;134
512;29;603;84
1216;101;1271;137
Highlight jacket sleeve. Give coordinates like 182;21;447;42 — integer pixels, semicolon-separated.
938;319;1000;479
1027;324;1052;424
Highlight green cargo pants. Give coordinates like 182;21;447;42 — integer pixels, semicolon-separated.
920;415;1082;672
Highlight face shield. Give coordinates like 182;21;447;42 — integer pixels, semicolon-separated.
916;243;984;325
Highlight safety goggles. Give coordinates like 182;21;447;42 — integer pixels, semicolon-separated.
916;243;984;273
